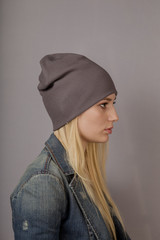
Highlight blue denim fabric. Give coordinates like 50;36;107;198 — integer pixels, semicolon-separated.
10;133;131;240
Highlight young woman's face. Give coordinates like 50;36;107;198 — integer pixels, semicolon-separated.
77;93;119;149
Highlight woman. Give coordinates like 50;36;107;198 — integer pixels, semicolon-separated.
10;53;131;240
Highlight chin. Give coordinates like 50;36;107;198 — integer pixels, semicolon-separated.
96;135;109;143
103;137;109;143
103;135;109;142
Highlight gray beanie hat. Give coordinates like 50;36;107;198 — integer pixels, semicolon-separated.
38;53;118;131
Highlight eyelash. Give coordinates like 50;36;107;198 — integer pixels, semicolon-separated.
100;101;116;108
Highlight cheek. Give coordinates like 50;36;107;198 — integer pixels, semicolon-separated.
78;109;104;135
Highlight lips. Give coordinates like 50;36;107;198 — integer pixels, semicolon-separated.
104;127;113;134
105;127;113;130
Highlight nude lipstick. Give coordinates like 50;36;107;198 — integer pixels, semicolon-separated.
104;127;113;134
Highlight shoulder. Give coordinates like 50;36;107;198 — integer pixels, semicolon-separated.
10;147;67;200
10;148;69;235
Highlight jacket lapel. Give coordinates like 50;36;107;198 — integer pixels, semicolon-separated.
69;175;112;240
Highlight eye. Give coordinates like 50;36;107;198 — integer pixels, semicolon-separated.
113;101;116;105
100;102;108;109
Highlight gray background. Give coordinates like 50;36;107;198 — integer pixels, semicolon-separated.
1;0;160;239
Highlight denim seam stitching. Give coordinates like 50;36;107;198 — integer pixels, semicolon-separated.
70;185;100;240
11;172;65;200
43;155;51;171
45;143;73;175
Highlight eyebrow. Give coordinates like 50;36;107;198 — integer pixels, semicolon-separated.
103;96;117;101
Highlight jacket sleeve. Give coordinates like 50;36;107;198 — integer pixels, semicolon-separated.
10;173;67;240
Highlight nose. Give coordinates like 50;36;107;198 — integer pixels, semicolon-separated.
108;106;119;122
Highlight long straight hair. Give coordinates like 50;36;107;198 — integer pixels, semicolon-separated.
54;117;125;240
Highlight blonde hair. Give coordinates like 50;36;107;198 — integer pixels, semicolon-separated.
54;117;125;240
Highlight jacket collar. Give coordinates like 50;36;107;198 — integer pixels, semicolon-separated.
45;132;74;176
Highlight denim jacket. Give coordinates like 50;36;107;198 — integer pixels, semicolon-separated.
10;133;131;240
